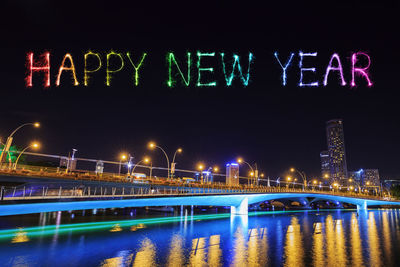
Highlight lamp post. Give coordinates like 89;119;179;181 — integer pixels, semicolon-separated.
286;176;292;189
130;157;150;179
197;163;204;183
170;148;182;179
0;122;40;166
148;142;170;179
118;154;127;175
14;142;40;170
290;167;307;191
237;158;256;186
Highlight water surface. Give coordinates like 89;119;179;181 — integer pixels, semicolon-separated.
0;209;399;266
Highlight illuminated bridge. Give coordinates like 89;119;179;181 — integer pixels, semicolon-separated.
1;190;400;217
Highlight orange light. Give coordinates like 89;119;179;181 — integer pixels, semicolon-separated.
198;164;204;171
31;142;40;149
148;142;156;149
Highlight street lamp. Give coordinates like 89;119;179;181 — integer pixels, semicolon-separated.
118;153;127;175
213;166;219;172
0;122;40;165
171;148;182;179
197;163;204;183
148;142;170;179
130;157;151;178
290;167;307;190
286;176;292;188
237;157;257;186
14;142;40;169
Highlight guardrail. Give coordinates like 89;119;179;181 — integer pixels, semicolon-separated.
0;183;396;202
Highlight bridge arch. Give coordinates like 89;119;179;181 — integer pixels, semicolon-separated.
0;192;399;216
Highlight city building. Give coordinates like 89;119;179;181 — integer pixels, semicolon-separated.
320;150;330;178
361;169;380;187
226;163;239;186
326;119;348;183
195;171;213;183
348;170;362;184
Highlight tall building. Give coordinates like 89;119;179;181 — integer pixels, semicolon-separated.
326;119;348;183
361;169;380;187
226;163;239;186
348;170;362;184
320;151;330;178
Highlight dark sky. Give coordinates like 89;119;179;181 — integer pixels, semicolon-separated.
1;0;399;179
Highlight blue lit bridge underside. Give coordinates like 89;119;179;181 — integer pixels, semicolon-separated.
1;193;400;216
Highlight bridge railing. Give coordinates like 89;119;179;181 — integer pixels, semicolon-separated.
0;182;396;202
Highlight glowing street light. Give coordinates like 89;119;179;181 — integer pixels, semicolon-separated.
0;122;40;165
213;166;219;172
290;167;307;190
130;157;151;178
197;163;204;171
118;153;128;175
14;142;40;169
237;157;258;186
171;148;183;178
197;163;205;183
148;142;170;179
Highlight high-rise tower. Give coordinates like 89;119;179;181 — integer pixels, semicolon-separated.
326;119;348;182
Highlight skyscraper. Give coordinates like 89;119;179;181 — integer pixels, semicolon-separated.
326;119;348;183
226;163;239;186
320;150;330;178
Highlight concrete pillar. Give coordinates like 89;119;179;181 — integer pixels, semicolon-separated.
231;197;248;215
357;201;367;211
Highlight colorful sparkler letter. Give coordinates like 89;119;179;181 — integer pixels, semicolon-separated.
274;52;294;86
56;53;79;86
84;51;102;86
351;52;373;87
106;51;124;86
26;52;50;87
323;53;346;86
197;51;216;87
220;52;254;86
126;52;147;86
298;51;319;87
167;52;191;87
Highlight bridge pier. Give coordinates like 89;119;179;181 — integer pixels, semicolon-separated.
231;197;248;215
357;201;368;211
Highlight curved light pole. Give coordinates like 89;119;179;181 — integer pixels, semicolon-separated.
237;157;255;185
0;122;40;165
148;142;170;179
130;157;150;179
171;148;182;179
14;142;40;170
290;167;307;190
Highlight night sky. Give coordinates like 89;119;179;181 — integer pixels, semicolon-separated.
1;1;399;179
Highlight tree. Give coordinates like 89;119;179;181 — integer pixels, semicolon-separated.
390;185;400;199
0;144;24;163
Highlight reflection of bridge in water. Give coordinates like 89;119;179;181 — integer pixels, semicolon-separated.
1;186;400;216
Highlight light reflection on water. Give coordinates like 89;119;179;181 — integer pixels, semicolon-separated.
1;209;400;266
